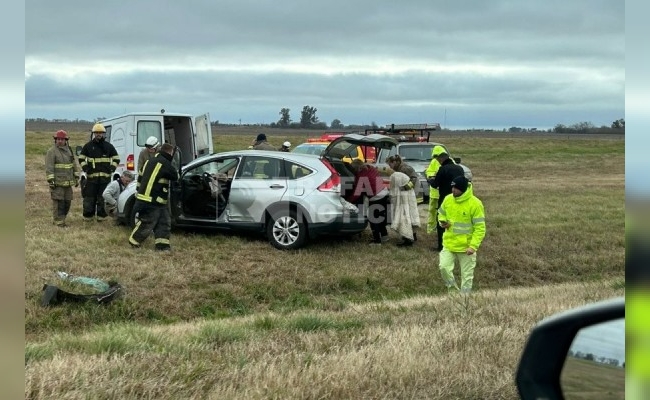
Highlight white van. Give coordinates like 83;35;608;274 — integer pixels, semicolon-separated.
83;111;213;179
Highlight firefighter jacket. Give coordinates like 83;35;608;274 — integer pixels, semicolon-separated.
135;151;178;206
45;144;80;187
137;148;157;176
78;139;119;182
437;184;486;252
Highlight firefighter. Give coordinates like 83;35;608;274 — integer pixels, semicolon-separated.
78;123;120;221
278;141;291;152
128;143;179;250
45;130;80;227
138;136;160;175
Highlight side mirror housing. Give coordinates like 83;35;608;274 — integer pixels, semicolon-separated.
516;297;624;400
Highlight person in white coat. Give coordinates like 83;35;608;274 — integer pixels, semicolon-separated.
389;171;420;246
102;171;135;217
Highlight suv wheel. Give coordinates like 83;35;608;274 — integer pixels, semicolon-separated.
266;210;307;250
124;196;137;228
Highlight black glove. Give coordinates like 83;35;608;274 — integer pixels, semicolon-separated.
427;178;436;188
47;178;56;189
80;175;87;190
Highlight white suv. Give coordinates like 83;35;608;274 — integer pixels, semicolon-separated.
117;149;367;250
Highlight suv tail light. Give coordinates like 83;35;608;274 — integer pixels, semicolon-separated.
126;154;135;170
318;159;341;192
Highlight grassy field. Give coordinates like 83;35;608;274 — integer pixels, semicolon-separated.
25;127;625;398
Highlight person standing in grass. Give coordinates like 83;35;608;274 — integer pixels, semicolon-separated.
346;159;390;245
387;155;420;243
128;143;179;251
425;149;441;240
429;146;465;252
78;123;119;222
437;175;486;293
389;171;420;247
45;129;80;227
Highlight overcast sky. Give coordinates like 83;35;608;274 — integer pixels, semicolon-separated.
25;0;624;130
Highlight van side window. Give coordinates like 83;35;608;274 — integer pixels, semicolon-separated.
104;125;112;142
137;121;162;147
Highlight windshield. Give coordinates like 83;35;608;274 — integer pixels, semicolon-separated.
293;144;327;155
399;145;435;161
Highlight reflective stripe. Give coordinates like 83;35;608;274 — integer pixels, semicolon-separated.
88;172;112;178
47;174;55;180
136;193;152;202
85;157;113;163
158;178;169;184
54;163;74;169
137;163;163;203
452;227;472;234
154;238;170;245
472;217;485;224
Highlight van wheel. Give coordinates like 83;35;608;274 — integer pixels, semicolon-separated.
266;210;307;250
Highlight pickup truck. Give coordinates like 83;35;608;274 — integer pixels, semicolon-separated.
323;132;472;204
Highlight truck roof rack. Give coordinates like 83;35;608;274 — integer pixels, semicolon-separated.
364;123;440;142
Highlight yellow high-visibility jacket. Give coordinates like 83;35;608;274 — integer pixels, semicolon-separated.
437;184;486;252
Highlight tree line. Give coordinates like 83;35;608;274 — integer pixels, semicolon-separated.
25;112;625;133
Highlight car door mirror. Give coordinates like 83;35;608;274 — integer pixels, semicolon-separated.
516;297;624;400
560;318;625;399
75;145;82;156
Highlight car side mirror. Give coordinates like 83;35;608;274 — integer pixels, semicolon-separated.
515;297;624;400
560;318;625;399
75;145;82;156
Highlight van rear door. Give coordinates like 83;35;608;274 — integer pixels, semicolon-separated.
194;113;213;157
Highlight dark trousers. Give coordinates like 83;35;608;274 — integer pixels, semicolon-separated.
129;202;172;250
367;195;389;243
436;196;446;250
82;179;109;219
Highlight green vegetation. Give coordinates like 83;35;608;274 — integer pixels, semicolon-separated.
25;128;625;398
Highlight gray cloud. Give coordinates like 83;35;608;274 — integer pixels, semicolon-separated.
26;0;624;129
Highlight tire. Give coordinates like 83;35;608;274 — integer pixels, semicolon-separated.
266;210;307;250
125;196;137;228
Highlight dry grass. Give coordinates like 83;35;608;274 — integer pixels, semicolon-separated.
25;281;624;399
25;127;625;398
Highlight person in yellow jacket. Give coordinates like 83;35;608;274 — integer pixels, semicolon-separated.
45;130;80;227
437;175;486;293
425;148;441;235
